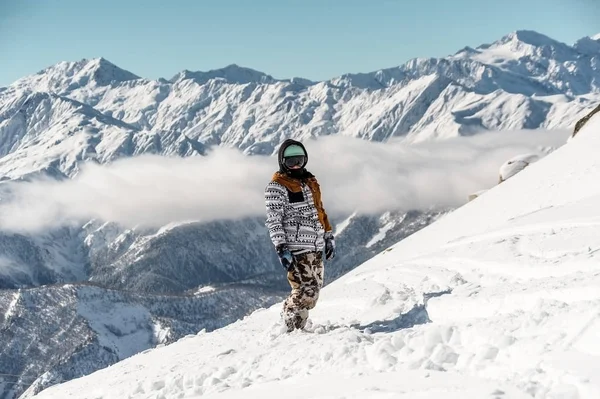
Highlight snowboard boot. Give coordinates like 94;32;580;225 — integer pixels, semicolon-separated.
282;309;308;332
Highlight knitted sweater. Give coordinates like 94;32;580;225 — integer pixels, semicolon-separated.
264;172;332;253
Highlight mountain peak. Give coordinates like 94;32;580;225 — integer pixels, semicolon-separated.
171;64;277;85
591;33;600;41
493;30;564;49
11;57;140;94
464;29;579;71
74;57;140;85
87;57;122;71
574;35;600;55
41;57;139;85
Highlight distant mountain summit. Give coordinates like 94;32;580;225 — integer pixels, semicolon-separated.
11;57;140;94
170;64;278;85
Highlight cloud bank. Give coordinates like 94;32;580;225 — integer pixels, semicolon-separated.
0;129;570;233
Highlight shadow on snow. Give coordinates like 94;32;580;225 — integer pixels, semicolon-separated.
349;289;452;334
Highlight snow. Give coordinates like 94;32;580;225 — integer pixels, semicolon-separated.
152;320;172;344
28;105;600;398
0;29;596;398
333;212;355;236
3;291;20;323
498;153;539;182
10;58;139;95
1;28;598;182
200;371;530;399
0;256;36;285
462;30;572;69
591;33;600;41
196;286;216;294
170;65;279;86
29;228;89;281
365;212;403;248
76;288;154;359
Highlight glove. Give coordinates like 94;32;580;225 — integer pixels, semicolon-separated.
276;244;296;271
324;231;336;260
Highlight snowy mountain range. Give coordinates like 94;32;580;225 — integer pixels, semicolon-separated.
1;30;599;179
0;29;598;398
25;84;600;399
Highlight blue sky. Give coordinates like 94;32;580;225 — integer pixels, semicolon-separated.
1;0;598;86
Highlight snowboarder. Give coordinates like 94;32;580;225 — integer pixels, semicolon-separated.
264;139;336;332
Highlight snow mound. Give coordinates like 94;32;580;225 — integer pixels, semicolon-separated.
498;153;539;182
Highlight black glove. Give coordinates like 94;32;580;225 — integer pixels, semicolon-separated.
324;232;336;260
276;244;296;271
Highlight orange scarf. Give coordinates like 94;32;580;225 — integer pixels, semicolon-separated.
272;172;332;232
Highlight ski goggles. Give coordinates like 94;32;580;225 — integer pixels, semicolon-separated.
284;155;305;168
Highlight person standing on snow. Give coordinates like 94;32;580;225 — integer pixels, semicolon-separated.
264;139;336;332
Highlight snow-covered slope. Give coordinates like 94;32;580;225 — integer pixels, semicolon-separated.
28;114;600;398
0;283;282;399
84;210;444;294
0;210;441;398
0;91;140;179
0;227;88;289
0;208;440;294
8;58;139;94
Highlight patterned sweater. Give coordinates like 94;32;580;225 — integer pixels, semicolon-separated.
264;172;332;253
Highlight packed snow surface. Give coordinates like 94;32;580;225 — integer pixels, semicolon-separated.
28;112;600;399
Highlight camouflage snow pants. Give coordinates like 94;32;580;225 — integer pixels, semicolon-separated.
282;251;324;332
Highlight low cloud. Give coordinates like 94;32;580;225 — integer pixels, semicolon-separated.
0;129;570;233
308;129;569;215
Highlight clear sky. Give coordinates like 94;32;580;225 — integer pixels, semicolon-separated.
1;0;598;87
